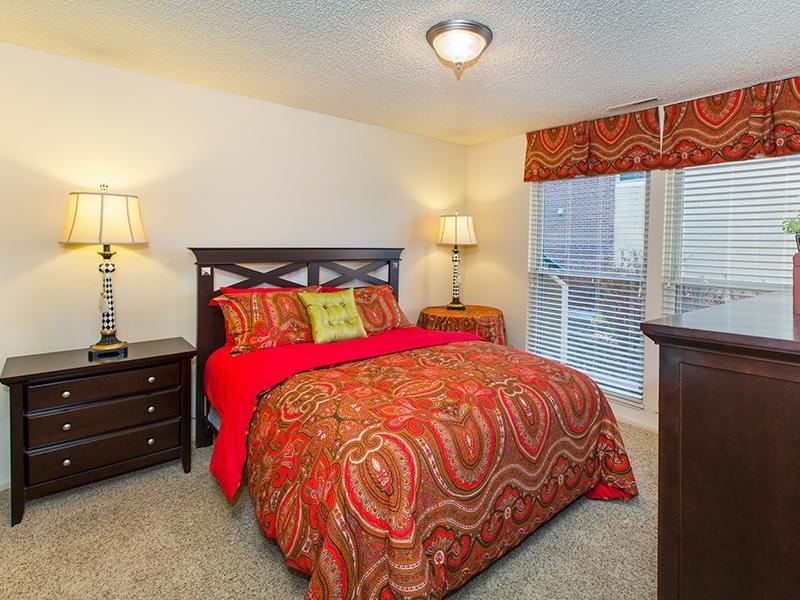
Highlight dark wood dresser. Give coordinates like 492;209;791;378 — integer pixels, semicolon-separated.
641;293;800;599
1;337;196;525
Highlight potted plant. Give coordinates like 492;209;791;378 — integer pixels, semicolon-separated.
782;210;800;252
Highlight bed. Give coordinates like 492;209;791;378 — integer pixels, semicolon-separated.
190;247;637;599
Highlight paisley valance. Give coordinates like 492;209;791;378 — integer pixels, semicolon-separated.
523;75;800;182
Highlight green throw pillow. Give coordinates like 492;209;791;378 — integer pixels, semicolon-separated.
298;288;367;344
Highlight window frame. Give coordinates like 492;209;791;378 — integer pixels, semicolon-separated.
526;154;800;425
526;172;653;405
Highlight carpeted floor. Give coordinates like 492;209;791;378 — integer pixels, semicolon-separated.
0;423;656;599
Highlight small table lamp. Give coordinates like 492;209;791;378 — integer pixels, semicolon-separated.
438;212;477;310
59;188;147;360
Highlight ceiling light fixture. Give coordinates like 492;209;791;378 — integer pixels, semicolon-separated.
426;19;493;74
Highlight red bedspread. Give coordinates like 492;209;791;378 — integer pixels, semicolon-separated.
245;339;637;599
205;327;481;499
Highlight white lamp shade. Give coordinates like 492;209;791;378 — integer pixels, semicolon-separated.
60;192;148;245
438;215;477;246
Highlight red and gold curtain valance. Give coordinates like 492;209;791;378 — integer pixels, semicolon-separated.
587;110;662;176
524;122;590;180
662;77;800;168
523;75;800;182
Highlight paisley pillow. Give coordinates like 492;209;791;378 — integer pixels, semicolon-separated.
353;285;412;335
210;286;320;354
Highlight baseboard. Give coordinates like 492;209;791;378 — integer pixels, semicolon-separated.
610;402;659;433
0;477;9;492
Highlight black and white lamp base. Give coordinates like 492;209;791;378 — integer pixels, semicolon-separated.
447;244;466;310
89;245;128;361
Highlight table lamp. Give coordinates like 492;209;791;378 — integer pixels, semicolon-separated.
59;187;147;360
438;212;477;310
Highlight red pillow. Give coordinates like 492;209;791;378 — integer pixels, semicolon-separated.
211;286;320;353
352;285;411;335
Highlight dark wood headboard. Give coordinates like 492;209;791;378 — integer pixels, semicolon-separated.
188;247;403;447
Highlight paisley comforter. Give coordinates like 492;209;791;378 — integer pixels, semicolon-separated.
245;339;637;599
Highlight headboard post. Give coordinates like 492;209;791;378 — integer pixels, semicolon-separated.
389;260;400;298
188;248;404;449
194;264;220;448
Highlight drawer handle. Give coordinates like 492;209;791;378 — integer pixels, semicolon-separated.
147;438;155;446
61;390;71;399
147;406;155;414
62;458;71;467
147;376;156;384
62;423;72;431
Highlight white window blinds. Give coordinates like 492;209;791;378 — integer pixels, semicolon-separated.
663;154;800;315
528;173;649;403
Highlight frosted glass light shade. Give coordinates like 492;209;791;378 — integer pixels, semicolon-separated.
432;30;486;64
60;192;148;245
438;215;477;246
426;20;492;68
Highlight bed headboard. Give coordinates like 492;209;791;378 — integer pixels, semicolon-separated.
188;247;403;447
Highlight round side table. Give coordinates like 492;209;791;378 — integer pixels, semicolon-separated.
417;305;507;345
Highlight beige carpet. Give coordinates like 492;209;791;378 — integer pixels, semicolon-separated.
0;423;656;599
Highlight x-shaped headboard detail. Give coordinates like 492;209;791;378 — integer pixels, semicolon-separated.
319;260;390;288
221;262;309;289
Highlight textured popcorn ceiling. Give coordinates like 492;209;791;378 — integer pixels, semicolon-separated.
3;0;799;144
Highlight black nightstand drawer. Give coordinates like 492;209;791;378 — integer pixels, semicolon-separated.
25;419;180;485
25;388;181;448
27;363;180;411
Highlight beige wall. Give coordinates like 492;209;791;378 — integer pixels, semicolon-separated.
0;43;467;486
464;136;530;347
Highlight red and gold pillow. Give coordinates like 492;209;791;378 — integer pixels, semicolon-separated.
353;284;412;335
211;286;320;354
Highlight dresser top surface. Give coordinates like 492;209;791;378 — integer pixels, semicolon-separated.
1;337;196;384
641;293;800;354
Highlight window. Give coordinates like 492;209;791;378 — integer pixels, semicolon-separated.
527;173;649;403
663;155;800;314
528;155;800;410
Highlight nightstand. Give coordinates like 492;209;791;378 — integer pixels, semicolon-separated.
0;337;196;525
417;305;507;345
